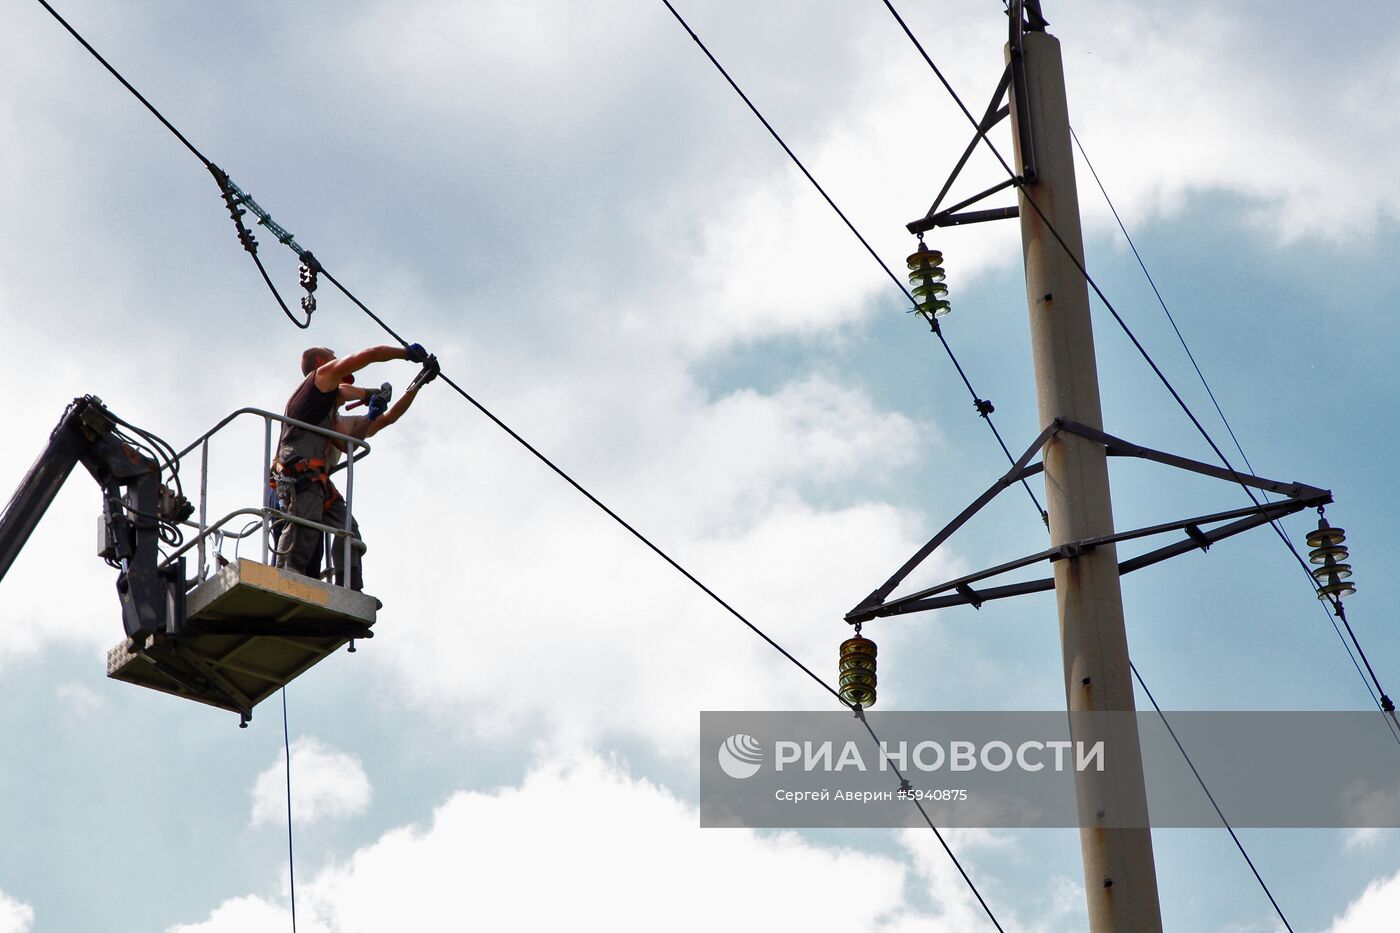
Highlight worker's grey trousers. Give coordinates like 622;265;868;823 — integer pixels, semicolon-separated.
273;483;363;591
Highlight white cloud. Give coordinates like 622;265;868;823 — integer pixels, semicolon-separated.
183;754;1077;933
251;737;372;829
1318;868;1400;933
166;896;310;933
1344;828;1383;850
1053;4;1400;245
0;889;33;933
55;681;109;721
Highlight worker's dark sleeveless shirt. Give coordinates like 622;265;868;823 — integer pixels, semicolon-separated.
284;372;338;426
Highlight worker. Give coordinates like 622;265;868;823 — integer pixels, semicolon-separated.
272;343;431;589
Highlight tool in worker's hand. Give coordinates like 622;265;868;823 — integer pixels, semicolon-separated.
407;355;440;393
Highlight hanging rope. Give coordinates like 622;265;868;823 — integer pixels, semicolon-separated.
282;688;298;933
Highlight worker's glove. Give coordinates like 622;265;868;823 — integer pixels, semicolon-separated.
364;382;392;422
405;342;430;363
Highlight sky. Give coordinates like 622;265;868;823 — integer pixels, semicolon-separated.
1;0;1399;930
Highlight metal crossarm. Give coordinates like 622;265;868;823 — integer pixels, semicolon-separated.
846;419;1332;624
907;64;1022;236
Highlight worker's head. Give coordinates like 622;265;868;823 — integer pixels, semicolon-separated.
301;347;335;375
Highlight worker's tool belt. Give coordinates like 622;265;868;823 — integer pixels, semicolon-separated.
270;455;341;510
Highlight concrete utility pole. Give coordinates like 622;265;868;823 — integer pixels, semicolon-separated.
1006;25;1165;932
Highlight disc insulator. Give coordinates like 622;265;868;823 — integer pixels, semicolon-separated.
906;243;951;320
839;636;878;709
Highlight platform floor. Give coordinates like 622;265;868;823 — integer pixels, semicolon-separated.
107;558;377;718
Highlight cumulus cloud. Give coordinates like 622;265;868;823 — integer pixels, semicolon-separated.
1008;3;1400;247
251;737;372;829
166;896;310;933
181;754;1080;933
1318;868;1400;933
1344;828;1384;850
0;889;33;933
55;682;109;722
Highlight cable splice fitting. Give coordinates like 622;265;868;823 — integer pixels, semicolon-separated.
209;163;259;255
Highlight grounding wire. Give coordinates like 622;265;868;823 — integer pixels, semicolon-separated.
880;0;1400;735
1068;127;1262;482
1130;660;1294;932
657;0;1046;523
31;4;1009;924
282;688;298;933
1067;125;1400;743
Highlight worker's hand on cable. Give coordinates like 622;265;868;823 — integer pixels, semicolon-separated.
405;342;430;363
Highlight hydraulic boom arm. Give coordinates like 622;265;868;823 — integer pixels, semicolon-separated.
0;396;189;638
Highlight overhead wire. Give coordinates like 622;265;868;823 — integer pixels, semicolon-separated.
31;4;1008;928
657;0;1046;525
1067;126;1400;744
1129;661;1293;932
33;0;212;168
877;0;1400;737
282;689;298;933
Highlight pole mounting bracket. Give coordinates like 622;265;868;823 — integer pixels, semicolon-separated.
904;0;1046;237
845;419;1332;625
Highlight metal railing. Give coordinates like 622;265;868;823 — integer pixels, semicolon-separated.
164;407;372;586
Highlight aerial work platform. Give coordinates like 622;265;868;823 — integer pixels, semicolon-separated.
109;405;379;725
108;558;376;720
0;398;381;725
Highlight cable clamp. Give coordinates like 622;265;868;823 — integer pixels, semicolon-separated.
299;251;321;316
1383;694;1396;714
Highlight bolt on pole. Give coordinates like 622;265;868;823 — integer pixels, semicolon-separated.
1007;27;1164;931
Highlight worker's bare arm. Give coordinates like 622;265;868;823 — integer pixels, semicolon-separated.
314;345;409;391
337;384;370;406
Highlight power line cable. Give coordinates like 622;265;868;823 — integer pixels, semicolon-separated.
1130;660;1293;932
877;0;1400;737
34;0;212;168
1067;127;1400;744
31;7;1007;927
1067;128;1260;481
657;0;1046;524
